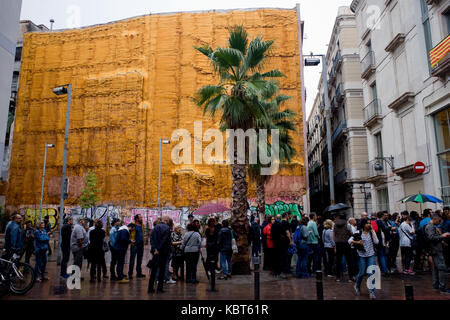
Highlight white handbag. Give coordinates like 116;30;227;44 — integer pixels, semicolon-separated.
231;230;238;254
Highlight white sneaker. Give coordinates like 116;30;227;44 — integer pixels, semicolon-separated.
167;279;176;284
369;292;376;300
353;284;360;296
215;270;221;274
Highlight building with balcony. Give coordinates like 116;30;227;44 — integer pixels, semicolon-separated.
0;0;22;205
351;0;450;212
306;7;369;217
2;21;49;183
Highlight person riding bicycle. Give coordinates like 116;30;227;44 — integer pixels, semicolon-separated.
4;214;24;259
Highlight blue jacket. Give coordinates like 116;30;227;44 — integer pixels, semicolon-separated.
115;226;130;253
34;229;50;252
109;225;119;248
4;221;24;252
135;225;144;246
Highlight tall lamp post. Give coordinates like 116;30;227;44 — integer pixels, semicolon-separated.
38;143;55;223
305;54;335;205
53;84;72;265
158;139;170;217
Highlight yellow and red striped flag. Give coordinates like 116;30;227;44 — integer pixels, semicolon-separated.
430;35;450;68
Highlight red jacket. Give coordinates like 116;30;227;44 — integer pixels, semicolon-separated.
263;224;274;249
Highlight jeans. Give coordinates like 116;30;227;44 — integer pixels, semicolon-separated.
335;242;354;279
117;250;127;280
296;243;309;278
72;248;84;272
60;246;71;276
110;247;119;278
323;247;335;276
431;254;447;290
148;253;168;291
377;245;388;273
388;237;399;271
185;252;200;282
24;242;34;264
401;246;412;271
156;253;171;281
34;249;47;278
128;244;144;276
307;243;320;273
355;255;377;294
220;251;232;276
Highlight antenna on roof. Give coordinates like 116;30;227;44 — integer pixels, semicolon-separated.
50;19;55;31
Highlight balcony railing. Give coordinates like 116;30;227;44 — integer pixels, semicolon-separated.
332;121;346;143
364;99;381;123
332;50;342;72
361;51;375;78
336;83;344;102
328;68;336;86
367;158;386;178
441;186;450;206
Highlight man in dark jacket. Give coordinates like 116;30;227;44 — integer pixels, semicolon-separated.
270;215;284;277
23;220;35;264
115;223;135;283
4;214;24;259
60;217;73;279
248;218;261;257
425;213;450;294
333;213;354;281
375;211;390;275
148;216;171;293
129;214;146;279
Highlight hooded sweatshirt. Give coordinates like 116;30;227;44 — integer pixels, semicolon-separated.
115;225;131;253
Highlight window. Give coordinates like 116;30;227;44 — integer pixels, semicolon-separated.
376;188;390;211
443;7;450;35
434;107;450;204
370;82;378;101
14;47;22;62
375;132;383;158
421;0;433;70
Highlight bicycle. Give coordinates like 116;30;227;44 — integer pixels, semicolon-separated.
0;251;36;295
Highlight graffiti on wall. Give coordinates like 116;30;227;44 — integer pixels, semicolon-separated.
126;207;191;228
250;201;302;217
24;208;58;228
68;205;122;226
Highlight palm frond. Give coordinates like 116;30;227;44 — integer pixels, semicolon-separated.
228;25;248;55
195;45;213;58
241;37;274;75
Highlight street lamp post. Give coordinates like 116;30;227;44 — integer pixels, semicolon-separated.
158;138;170;217
305;54;335;205
53;84;72;265
38;143;55;223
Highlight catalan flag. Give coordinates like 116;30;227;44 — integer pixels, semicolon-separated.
430;35;450;68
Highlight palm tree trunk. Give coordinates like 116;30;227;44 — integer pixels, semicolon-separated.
231;163;250;275
256;177;265;222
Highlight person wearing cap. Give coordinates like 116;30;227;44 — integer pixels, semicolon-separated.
109;218;121;280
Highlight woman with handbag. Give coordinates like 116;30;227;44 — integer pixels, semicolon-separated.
181;223;202;284
204;217;220;275
399;215;416;275
349;218;379;300
217;220;236;280
171;224;184;281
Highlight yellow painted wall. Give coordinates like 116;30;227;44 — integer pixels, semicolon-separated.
7;8;305;208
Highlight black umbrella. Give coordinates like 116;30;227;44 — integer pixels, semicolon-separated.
324;203;351;213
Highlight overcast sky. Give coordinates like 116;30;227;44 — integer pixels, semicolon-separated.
20;0;353;118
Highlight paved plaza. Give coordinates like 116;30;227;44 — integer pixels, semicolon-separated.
2;243;449;301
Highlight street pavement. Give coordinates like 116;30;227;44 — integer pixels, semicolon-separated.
2;244;449;300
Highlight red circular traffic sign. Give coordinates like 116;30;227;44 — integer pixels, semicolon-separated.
413;162;426;174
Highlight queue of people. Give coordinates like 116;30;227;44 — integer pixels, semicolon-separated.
259;208;450;299
2;207;449;298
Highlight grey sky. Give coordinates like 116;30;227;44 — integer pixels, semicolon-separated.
20;0;353;117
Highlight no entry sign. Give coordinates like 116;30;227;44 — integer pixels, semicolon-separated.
413;162;426;174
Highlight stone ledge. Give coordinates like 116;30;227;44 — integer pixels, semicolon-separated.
385;33;405;52
388;92;415;111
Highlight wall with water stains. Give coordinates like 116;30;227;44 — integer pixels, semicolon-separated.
7;8;305;209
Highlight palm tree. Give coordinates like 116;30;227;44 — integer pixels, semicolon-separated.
194;26;284;274
248;93;296;222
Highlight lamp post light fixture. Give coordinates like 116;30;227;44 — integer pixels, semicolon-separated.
158;139;170;217
52;84;72;266
304;53;335;205
38;143;55;223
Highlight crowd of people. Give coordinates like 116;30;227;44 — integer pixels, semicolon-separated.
2;207;450;298
258;208;450;299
